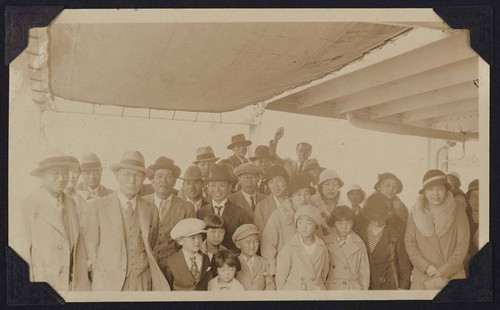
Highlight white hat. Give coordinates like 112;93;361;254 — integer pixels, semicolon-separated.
318;169;344;188
170;218;207;240
346;184;367;202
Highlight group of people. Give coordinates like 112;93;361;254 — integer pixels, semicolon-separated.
20;127;480;293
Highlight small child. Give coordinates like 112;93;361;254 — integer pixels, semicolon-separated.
164;218;212;291
200;214;227;262
275;205;329;290
324;205;370;290
233;224;276;290
207;250;245;291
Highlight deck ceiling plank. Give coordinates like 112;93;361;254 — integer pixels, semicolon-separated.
400;98;478;123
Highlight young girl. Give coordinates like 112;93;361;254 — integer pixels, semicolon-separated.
208;250;245;291
324;205;370;290
275;205;329;290
200;214;227;262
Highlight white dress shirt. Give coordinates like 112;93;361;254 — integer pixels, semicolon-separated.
153;193;173;214
241;191;256;209
117;190;137;212
187;198;203;212
212;198;228;216
182;248;203;271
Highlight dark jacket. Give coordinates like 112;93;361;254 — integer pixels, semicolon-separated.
355;215;412;290
197;200;252;250
164;250;212;291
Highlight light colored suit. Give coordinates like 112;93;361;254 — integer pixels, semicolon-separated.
228;191;267;221
20;190;91;291
236;254;275;290
86;192;170;291
253;195;278;236
323;231;370;290
275;234;329;290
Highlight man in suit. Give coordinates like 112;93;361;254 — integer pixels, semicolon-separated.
143;156;196;275
225;133;252;168
164;218;212;290
249;145;274;195
75;153;113;200
228;163;267;221
180;165;209;213
197;164;252;250
269;128;313;178
86;150;170;291
20;149;91;292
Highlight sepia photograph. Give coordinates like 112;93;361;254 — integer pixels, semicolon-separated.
7;8;489;302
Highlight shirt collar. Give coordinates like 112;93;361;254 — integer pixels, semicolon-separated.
182;248;202;266
241;190;255;201
118;190;137;211
154;193;172;208
212;198;228;208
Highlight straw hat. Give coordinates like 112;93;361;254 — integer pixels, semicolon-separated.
193;146;219;164
80;153;103;171
31;149;80;176
110;150;153;178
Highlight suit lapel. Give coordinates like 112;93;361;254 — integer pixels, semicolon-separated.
62;194;79;247
198;253;211;282
251;257;263;281
341;240;360;261
310;239;325;267
138;198;150;241
37;191;68;239
108;193;126;248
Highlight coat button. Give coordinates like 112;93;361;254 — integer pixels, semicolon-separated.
332;265;335;269
57;244;63;250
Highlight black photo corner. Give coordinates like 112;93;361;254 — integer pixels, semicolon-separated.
2;3;498;308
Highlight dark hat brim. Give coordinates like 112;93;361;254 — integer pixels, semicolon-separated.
226;140;252;150
374;174;403;194
147;164;181;179
418;179;451;194
249;155;272;161
193;157;219;164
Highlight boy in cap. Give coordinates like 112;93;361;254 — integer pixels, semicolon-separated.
165;218;212;290
324;205;369;290
143;156;196;275
275;205;329;290
228;163;267;221
21;149;91;292
233;224;275;290
197;164;252;250
75;153;113;200
225;133;252;168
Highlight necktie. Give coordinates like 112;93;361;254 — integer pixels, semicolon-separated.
298;163;303;174
159;200;167;220
190;256;200;282
126;201;134;217
250;196;256;211
214;205;223;216
247;258;253;273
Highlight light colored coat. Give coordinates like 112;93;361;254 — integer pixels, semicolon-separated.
261;209;297;275
405;194;470;290
253;195;278;236
275;234;329;290
228;190;267;221
85;192;170;291
323;231;370;290
236;254;276;290
20;190;91;291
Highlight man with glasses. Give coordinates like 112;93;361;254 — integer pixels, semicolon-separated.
20;149;91;292
228;163;267;221
86;150;170;291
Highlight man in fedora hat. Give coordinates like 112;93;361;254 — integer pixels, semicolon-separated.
181;165;209;213
75;153;113;200
192;146;219;200
197;164;252;250
268;127;313;178
228;163;267;221
85;150;170;291
250;145;275;195
225;133;252;168
142;157;196;276
20;149;91;292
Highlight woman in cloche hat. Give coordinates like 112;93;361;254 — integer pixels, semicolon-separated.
404;169;470;290
373;172;409;224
